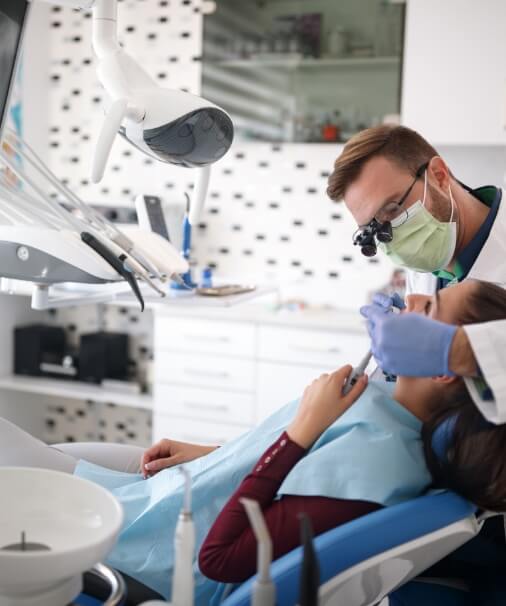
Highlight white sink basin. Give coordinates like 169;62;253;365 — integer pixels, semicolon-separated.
0;467;123;601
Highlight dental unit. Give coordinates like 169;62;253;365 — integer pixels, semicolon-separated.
0;0;233;310
298;514;320;606
240;498;276;606
343;350;373;395
171;467;196;606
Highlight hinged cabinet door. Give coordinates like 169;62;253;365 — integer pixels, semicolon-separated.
402;0;506;144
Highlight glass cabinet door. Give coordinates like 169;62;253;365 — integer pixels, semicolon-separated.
202;0;405;144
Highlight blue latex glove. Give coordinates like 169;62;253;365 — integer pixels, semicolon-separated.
360;304;458;377
371;292;406;311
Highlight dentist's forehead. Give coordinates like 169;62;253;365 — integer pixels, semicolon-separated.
344;156;411;225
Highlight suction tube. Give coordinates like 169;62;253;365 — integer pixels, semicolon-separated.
171;467;195;606
240;498;276;606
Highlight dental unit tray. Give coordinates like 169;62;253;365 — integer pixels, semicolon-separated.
0;131;189;310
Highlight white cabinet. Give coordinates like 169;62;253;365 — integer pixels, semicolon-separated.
155;316;256;358
258;325;368;367
152;311;367;445
402;0;506;144
155;384;256;426
156;351;256;392
256;361;332;424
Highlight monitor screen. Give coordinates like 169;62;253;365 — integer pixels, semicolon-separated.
0;1;29;140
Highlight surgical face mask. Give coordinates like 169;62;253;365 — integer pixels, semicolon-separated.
379;171;457;273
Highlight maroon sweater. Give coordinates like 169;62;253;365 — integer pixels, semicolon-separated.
198;431;381;583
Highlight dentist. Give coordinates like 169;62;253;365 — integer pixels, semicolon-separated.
326;124;506;423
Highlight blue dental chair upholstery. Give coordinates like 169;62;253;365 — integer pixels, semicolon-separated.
221;491;479;606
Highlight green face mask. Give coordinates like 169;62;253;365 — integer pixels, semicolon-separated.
379;173;457;273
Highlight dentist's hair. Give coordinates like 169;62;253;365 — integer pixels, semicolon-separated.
327;125;439;203
422;280;506;511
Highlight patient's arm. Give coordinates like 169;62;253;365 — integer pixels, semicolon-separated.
198;431;380;583
141;439;219;478
199;367;371;582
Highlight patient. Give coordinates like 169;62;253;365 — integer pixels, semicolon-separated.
0;279;505;605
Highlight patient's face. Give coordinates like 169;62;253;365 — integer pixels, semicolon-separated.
404;280;475;325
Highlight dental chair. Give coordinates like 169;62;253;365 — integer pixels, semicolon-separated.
220;490;479;606
78;491;481;606
79;416;505;606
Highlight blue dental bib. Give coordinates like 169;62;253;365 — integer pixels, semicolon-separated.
74;382;431;603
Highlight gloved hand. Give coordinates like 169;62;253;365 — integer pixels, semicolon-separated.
371;292;406;311
360;303;458;377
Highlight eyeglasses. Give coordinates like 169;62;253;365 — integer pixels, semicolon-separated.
373;161;429;227
352;161;429;257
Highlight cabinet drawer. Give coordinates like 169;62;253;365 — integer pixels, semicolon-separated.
155;351;256;392
258;325;369;367
155;385;255;425
153;413;249;445
155;316;256;358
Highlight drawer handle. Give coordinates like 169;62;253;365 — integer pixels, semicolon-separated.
185;402;229;413
183;369;230;379
184;335;231;343
290;345;341;354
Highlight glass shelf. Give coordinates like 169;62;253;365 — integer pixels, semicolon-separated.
216;55;400;70
202;0;405;143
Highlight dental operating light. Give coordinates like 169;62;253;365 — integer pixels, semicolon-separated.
46;0;234;225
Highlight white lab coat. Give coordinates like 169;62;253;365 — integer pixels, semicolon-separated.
464;321;506;424
405;189;506;423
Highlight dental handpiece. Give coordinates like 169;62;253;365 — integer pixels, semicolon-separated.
342;350;372;395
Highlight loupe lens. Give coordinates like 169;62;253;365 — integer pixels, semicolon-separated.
376;221;393;243
361;243;377;257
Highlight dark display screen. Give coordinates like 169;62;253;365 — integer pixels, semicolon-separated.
0;1;29;138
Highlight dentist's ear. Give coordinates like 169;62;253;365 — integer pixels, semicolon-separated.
428;157;451;191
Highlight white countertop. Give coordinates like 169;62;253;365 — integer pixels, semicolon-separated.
0;281;366;333
153;301;366;333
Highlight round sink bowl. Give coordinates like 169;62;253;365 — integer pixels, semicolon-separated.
0;467;123;597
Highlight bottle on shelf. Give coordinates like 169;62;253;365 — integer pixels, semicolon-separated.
327;26;348;58
321;111;341;143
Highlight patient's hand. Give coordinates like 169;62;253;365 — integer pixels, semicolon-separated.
141;439;219;478
287;365;368;449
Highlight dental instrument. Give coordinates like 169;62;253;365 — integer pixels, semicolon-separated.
298;514;320;606
342;350;372;395
171;467;195;606
240;498;276;606
345;295;404;392
171;194;196;290
0;136;177;308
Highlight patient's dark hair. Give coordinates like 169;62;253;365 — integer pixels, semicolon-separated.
422;280;506;511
